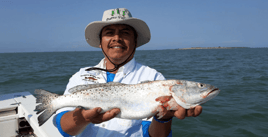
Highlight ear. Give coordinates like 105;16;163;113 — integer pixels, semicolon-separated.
99;44;102;48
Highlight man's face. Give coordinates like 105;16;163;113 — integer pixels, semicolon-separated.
100;24;136;64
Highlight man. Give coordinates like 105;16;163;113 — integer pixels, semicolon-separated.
55;8;202;137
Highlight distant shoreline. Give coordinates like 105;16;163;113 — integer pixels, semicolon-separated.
1;47;268;53
177;47;250;50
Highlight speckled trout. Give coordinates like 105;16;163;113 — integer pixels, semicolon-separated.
35;80;220;126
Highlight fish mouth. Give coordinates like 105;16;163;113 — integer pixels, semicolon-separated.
207;88;219;96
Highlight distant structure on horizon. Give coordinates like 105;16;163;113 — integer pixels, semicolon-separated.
177;46;249;50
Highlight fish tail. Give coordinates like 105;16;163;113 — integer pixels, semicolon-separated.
34;89;60;126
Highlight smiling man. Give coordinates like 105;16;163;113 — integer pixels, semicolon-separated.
55;8;202;137
99;24;137;67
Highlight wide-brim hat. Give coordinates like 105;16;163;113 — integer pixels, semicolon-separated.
85;8;151;48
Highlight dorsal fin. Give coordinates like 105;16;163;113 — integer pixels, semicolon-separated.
68;82;127;93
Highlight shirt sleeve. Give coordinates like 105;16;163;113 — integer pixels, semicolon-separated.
155;72;166;81
55;111;71;137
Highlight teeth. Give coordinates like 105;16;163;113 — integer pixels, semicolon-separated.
113;47;122;49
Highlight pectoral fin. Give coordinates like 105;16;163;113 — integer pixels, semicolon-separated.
163;98;179;111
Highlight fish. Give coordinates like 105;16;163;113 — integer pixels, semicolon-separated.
34;80;220;126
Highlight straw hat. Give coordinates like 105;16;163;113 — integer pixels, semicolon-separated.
85;8;151;48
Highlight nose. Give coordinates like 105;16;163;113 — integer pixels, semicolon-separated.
113;34;119;41
112;31;122;42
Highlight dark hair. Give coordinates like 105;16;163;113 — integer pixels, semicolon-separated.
99;24;138;46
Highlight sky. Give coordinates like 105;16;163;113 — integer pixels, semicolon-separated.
0;0;268;53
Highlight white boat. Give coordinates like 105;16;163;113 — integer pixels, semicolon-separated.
0;92;62;137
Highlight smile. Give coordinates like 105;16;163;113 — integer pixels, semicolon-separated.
113;46;123;49
109;45;127;49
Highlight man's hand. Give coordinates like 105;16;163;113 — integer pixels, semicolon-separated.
77;107;121;124
61;107;120;135
158;105;202;120
154;96;202;120
149;105;202;137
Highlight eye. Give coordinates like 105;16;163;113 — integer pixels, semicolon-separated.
198;83;205;88
106;31;113;35
122;31;129;34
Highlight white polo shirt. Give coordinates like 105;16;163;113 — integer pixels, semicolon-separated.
57;58;166;137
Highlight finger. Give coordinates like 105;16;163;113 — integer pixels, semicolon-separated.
194;105;202;117
174;106;186;120
186;109;194;117
82;107;102;120
97;108;120;122
158;110;174;120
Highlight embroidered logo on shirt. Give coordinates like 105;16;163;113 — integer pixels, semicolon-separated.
85;77;97;81
81;74;99;83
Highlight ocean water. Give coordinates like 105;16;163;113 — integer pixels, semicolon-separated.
0;48;267;136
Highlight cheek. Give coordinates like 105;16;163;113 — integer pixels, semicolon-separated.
126;39;136;49
100;38;110;50
101;37;110;44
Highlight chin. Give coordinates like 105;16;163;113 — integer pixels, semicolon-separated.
108;57;126;64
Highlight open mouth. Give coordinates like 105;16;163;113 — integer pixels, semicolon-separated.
109;44;127;50
109;46;127;50
112;46;125;49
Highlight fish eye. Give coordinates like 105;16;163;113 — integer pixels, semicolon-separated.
198;83;205;88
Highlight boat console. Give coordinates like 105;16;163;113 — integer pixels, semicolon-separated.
0;92;62;137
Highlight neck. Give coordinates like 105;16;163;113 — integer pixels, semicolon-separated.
105;58;118;74
104;57;133;74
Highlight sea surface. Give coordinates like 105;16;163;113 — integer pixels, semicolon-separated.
0;48;267;136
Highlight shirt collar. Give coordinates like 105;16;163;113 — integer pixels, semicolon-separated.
95;58;136;75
